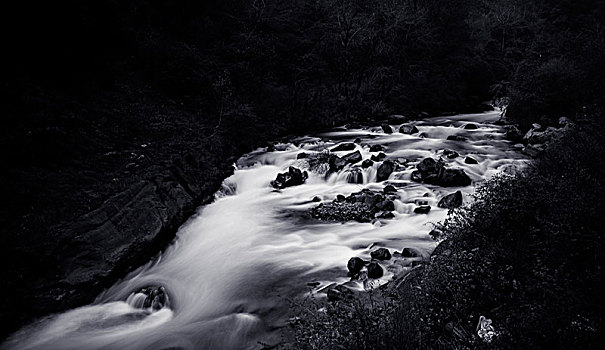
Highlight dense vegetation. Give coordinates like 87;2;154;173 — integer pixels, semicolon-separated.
1;0;603;344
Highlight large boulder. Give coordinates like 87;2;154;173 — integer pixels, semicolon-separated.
413;158;471;187
347;257;366;275
399;124;419;134
271;166;308;189
371;248;391;260
464;156;478;164
331;143;356;152
381;124;393;134
133;286;169;311
438;191;463;209
310;189;396;223
401;247;419;258
367;262;384;278
342;150;362;164
361;159;374;168
464;123;478;130
377;160;395;181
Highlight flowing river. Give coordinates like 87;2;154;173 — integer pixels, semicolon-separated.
3;111;528;350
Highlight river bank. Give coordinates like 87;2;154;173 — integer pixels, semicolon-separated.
289;111;605;349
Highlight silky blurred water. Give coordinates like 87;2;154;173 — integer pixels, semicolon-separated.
3;111;528;350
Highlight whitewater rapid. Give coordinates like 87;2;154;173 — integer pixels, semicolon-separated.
3;111;528;350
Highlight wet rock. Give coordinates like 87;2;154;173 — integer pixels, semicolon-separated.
297;152;308;159
370;152;387;162
399;124;419;134
137;286;168;311
417;157;440;174
464;156;478;164
383;185;397;193
447;135;467;141
367;262;384;278
312;196;322;202
347;257;366;274
401;247;420;258
342;150;362;164
419;132;429;138
414;205;431;214
329;155;348;172
354;137;362;144
431;168;472;187
429;229;443;240
331;143;356;152
371;248;391;260
346;169;364;184
411;170;423;182
464;123;478;130
377;160;395;181
336;194;346;202
438;191;463;209
361;159;374;168
381;124;393;134
414;158;471;187
369;144;384;152
443;149;459;159
271;166;308;189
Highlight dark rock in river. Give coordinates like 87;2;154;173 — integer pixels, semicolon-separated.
464;123;478;130
377;160;395;181
367;262;384;278
370;152;387;162
137;286;169;310
417;157;441;175
361;159;374;168
381;124;393;134
464;156;478;164
297;152;308;159
331;143;356;152
443;149;459;159
438;191;463;209
336;194;346;202
271;166;308;189
447;135;467;141
401;247;420;258
383;185;397;193
399;124;419;134
342;150;362;164
414;157;471;187
371;248;391;260
411;170;423;182
414;205;431;214
347;257;366;274
369;144;383;152
312;196;322;202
